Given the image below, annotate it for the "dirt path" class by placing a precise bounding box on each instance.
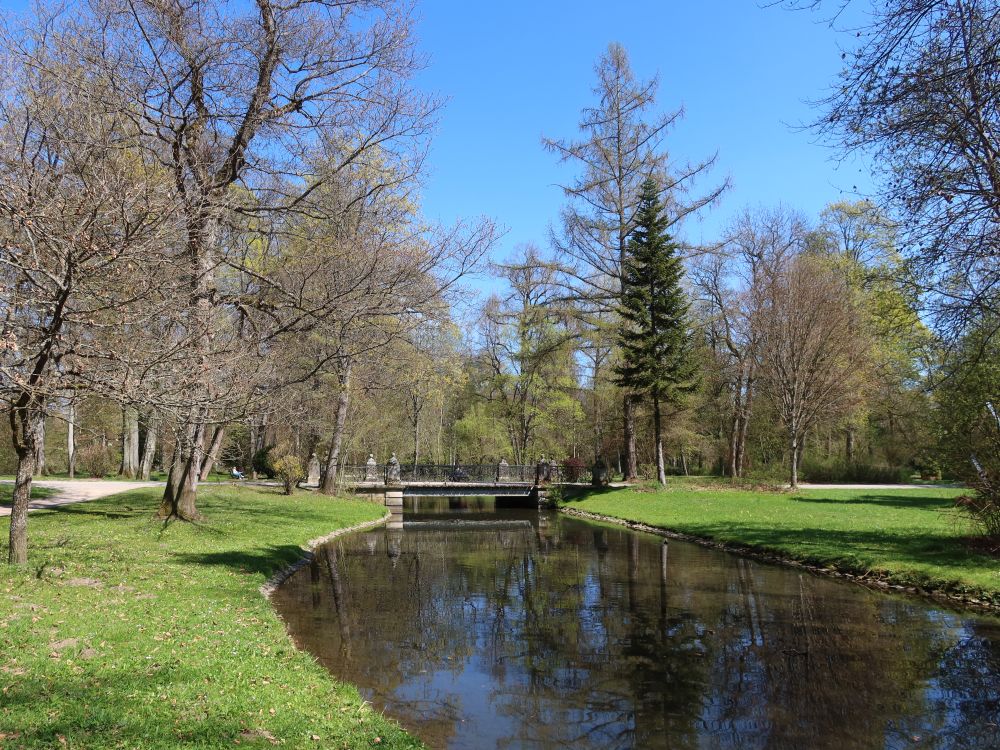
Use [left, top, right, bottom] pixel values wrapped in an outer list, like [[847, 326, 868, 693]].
[[0, 480, 162, 517]]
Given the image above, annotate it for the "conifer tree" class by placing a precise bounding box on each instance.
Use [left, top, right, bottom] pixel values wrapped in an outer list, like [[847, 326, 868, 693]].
[[614, 179, 695, 485]]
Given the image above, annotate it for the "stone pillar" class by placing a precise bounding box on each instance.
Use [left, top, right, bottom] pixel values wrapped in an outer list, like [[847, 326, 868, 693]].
[[384, 488, 403, 509], [364, 453, 378, 482], [386, 453, 401, 484], [496, 458, 510, 482], [307, 453, 320, 485]]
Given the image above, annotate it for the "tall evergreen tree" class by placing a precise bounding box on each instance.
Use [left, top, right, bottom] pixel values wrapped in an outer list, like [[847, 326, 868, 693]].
[[614, 179, 695, 485]]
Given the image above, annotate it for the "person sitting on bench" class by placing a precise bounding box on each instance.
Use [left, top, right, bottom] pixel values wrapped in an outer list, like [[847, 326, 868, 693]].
[[231, 467, 245, 480]]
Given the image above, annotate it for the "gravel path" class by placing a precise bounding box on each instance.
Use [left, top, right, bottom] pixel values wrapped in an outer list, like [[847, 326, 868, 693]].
[[795, 482, 962, 490], [0, 480, 162, 517]]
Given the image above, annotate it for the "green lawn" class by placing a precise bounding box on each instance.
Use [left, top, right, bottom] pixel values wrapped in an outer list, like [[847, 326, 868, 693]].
[[0, 484, 57, 505], [0, 486, 421, 749], [561, 482, 1000, 605]]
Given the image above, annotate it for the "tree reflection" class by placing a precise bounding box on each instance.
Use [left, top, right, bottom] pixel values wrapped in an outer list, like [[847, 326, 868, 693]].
[[272, 500, 1000, 749]]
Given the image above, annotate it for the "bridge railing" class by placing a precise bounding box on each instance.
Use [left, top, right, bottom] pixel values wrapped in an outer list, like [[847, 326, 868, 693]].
[[340, 462, 596, 485]]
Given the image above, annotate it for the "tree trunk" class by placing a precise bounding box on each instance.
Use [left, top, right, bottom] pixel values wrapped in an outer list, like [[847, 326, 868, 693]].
[[846, 426, 856, 462], [32, 416, 46, 477], [623, 393, 639, 481], [174, 421, 206, 519], [321, 361, 352, 495], [67, 403, 76, 479], [652, 394, 666, 486], [736, 375, 755, 477], [8, 406, 43, 564], [160, 417, 205, 520], [139, 415, 159, 481], [199, 426, 225, 481], [680, 447, 689, 477], [789, 431, 800, 489], [727, 413, 740, 478], [120, 407, 140, 478], [411, 417, 419, 475]]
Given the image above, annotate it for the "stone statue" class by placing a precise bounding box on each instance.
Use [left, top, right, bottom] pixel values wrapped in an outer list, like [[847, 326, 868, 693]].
[[497, 458, 510, 482], [364, 453, 378, 482], [591, 459, 609, 487], [386, 452, 401, 483], [535, 455, 553, 485], [307, 453, 320, 485]]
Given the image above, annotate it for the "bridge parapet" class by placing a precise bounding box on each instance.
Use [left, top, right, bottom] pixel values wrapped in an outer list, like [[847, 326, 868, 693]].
[[340, 463, 574, 485]]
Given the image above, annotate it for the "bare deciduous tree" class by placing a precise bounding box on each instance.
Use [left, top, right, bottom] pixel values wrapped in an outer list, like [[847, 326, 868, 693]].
[[759, 254, 871, 488], [0, 19, 178, 562]]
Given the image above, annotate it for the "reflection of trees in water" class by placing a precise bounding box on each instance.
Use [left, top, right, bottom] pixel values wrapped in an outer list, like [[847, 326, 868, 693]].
[[272, 512, 1000, 750]]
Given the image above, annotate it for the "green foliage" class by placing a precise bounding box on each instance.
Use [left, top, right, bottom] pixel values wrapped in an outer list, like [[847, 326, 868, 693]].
[[252, 445, 277, 479], [272, 454, 305, 495], [935, 323, 1000, 537], [613, 178, 696, 403]]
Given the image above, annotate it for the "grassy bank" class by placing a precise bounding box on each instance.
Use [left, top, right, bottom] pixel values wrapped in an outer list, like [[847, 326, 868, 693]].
[[0, 486, 421, 749], [561, 482, 1000, 606]]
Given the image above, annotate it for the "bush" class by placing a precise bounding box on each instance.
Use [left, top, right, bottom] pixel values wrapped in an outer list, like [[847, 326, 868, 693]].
[[561, 456, 587, 482], [272, 454, 305, 495], [799, 459, 909, 484], [252, 445, 276, 479], [77, 443, 116, 478]]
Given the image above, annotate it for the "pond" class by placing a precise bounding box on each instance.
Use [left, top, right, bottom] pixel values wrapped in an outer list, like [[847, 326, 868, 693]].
[[271, 497, 1000, 749]]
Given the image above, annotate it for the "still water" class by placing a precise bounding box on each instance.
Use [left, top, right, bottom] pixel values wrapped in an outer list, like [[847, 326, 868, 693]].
[[271, 497, 1000, 749]]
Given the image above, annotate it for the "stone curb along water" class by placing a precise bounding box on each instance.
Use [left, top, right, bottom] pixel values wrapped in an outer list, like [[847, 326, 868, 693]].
[[559, 506, 1000, 615], [259, 510, 392, 599]]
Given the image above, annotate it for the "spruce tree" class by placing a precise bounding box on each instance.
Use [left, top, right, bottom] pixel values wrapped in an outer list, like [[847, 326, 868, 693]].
[[613, 178, 695, 485]]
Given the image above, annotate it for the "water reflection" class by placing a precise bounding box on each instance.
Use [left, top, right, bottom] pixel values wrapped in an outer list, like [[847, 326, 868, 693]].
[[271, 497, 1000, 749]]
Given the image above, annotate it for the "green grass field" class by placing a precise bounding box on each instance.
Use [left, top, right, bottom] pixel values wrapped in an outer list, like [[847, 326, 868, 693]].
[[561, 481, 1000, 604], [0, 486, 422, 749]]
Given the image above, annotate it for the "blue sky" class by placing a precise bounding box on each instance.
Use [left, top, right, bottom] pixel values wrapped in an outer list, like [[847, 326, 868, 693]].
[[1, 0, 874, 273], [411, 1, 873, 265]]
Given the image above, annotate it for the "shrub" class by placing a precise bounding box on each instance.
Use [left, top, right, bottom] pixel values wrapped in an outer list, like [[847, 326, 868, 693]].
[[77, 443, 116, 478], [252, 445, 276, 479], [271, 454, 305, 495], [561, 456, 587, 482], [799, 459, 909, 484]]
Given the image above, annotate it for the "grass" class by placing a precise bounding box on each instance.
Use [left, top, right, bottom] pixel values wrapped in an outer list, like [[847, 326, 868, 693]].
[[560, 481, 1000, 605], [0, 485, 422, 749], [0, 484, 57, 506]]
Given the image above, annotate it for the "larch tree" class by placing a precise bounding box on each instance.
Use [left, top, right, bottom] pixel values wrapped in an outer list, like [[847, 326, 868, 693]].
[[613, 179, 696, 486], [545, 42, 725, 480]]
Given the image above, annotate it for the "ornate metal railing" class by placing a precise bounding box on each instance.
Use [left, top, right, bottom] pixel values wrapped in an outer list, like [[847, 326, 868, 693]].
[[339, 462, 595, 485]]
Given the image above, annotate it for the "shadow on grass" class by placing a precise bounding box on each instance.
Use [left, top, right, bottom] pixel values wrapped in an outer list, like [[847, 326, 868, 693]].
[[173, 545, 309, 577], [0, 485, 59, 508], [793, 493, 958, 511], [559, 486, 623, 503], [675, 521, 989, 573]]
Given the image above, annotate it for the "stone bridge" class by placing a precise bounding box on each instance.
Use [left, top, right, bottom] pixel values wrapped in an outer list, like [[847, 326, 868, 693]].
[[342, 457, 605, 509]]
